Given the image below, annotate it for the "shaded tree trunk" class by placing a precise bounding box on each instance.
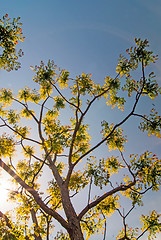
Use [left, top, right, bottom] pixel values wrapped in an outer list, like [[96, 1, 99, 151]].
[[60, 184, 84, 240], [67, 217, 84, 240]]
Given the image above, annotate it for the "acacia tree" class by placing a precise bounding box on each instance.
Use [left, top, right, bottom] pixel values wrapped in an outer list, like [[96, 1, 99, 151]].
[[0, 15, 161, 240]]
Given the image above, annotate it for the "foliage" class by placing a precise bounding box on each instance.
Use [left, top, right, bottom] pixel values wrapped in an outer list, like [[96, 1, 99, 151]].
[[0, 15, 161, 240], [0, 211, 26, 240], [0, 14, 25, 71], [140, 211, 161, 239]]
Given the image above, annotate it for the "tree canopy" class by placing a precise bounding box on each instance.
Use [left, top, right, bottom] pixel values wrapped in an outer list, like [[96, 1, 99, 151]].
[[0, 15, 161, 240]]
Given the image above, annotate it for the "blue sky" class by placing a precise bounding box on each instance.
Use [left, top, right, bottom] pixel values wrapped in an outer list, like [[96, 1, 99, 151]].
[[1, 1, 161, 239]]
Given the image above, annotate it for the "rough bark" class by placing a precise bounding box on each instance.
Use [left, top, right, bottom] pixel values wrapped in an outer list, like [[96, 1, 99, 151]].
[[60, 184, 84, 240], [68, 217, 84, 240]]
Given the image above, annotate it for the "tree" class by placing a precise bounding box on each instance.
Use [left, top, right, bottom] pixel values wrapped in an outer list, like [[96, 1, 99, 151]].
[[0, 14, 24, 71], [0, 15, 161, 240]]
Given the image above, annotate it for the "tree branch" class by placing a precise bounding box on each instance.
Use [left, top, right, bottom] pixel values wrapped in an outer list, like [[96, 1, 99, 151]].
[[0, 210, 12, 229], [0, 117, 41, 145], [36, 98, 64, 187], [119, 151, 135, 180], [87, 176, 93, 205], [132, 113, 153, 123], [136, 224, 160, 240], [13, 97, 39, 124], [38, 97, 49, 144], [100, 209, 107, 240], [78, 181, 136, 220], [66, 74, 120, 183], [21, 140, 49, 166], [0, 159, 69, 230], [0, 210, 30, 240], [73, 67, 146, 168], [49, 80, 83, 114], [30, 208, 42, 240]]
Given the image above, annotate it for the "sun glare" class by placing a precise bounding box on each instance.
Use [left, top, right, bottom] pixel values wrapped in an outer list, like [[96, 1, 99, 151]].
[[0, 175, 13, 211]]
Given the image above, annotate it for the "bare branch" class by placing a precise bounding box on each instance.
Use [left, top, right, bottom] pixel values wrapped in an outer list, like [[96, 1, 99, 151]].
[[87, 176, 93, 205], [9, 156, 17, 172], [13, 97, 39, 124], [78, 180, 135, 220], [34, 98, 64, 186], [75, 80, 81, 124], [119, 151, 135, 180], [30, 208, 42, 240], [49, 80, 83, 114], [136, 224, 161, 240], [38, 97, 49, 144], [0, 117, 42, 145], [69, 190, 79, 198], [132, 113, 154, 124], [130, 185, 153, 195], [21, 140, 49, 166], [100, 209, 107, 240]]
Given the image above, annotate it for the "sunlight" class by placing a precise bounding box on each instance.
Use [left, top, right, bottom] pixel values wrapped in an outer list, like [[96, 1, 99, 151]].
[[0, 175, 13, 211]]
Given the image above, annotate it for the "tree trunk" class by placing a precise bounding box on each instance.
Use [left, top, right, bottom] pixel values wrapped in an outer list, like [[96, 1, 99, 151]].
[[60, 184, 84, 240], [67, 217, 84, 240]]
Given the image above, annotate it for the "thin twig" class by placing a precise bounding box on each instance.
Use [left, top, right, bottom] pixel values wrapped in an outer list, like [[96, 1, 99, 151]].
[[100, 209, 107, 240], [88, 176, 93, 206]]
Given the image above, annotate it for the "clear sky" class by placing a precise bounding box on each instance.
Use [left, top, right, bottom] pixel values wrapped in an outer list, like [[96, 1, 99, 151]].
[[0, 1, 161, 239]]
